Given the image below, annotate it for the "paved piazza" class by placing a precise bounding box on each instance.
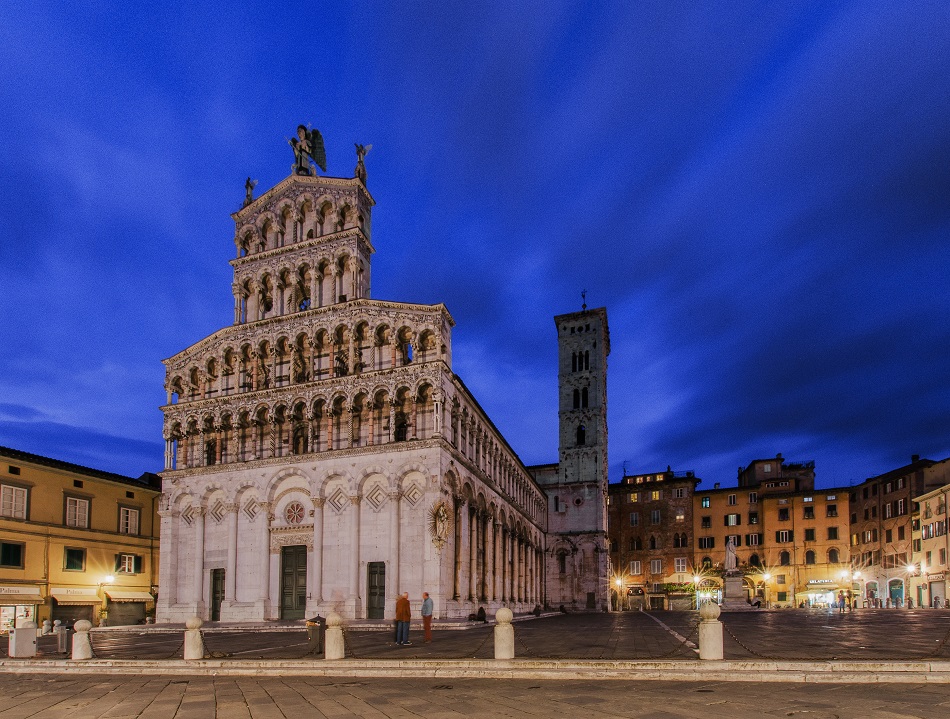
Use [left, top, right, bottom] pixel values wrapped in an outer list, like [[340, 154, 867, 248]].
[[4, 610, 949, 662], [0, 674, 948, 718]]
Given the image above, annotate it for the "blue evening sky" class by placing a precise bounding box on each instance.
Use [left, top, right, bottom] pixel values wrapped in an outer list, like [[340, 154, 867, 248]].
[[1, 1, 949, 489]]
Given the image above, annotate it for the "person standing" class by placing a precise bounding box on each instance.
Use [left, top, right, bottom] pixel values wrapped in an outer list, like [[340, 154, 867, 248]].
[[395, 592, 412, 645], [421, 592, 434, 643]]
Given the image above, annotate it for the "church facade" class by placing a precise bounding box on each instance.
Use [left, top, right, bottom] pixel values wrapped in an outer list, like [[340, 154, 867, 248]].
[[157, 139, 607, 622]]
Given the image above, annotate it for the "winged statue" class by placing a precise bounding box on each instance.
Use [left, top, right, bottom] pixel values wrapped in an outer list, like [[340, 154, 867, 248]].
[[289, 124, 327, 175]]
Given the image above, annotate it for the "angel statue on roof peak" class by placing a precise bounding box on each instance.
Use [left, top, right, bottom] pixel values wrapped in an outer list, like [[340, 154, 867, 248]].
[[289, 124, 327, 176]]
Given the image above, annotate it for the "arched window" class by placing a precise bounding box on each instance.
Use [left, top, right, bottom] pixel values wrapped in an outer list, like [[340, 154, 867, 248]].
[[780, 551, 790, 566], [584, 350, 590, 370], [557, 552, 567, 575], [630, 537, 642, 551], [749, 553, 760, 567], [649, 535, 657, 550], [828, 548, 840, 564], [805, 550, 816, 565], [702, 556, 713, 569], [576, 424, 586, 446], [572, 389, 580, 409], [571, 352, 577, 372], [581, 387, 588, 408]]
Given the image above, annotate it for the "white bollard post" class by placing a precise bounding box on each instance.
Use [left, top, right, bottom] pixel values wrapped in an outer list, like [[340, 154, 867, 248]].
[[71, 620, 93, 660], [8, 620, 38, 658], [324, 612, 345, 660], [494, 607, 514, 660], [183, 616, 205, 660], [41, 619, 52, 636], [698, 602, 724, 660]]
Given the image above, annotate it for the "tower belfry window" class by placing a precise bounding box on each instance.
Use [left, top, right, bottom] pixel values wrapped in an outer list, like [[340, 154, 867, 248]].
[[581, 387, 588, 408], [572, 389, 580, 409], [576, 424, 586, 446]]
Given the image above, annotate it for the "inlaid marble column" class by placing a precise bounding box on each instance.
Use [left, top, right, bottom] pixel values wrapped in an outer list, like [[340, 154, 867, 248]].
[[225, 503, 238, 603], [499, 525, 508, 602], [307, 497, 324, 604], [348, 496, 361, 601], [482, 513, 493, 601], [389, 491, 402, 595], [258, 502, 271, 607], [468, 509, 478, 600], [157, 507, 178, 610], [453, 497, 463, 600], [488, 518, 500, 602], [193, 507, 206, 609]]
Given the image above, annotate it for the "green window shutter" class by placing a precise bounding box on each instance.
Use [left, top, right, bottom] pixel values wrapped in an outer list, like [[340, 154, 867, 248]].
[[114, 553, 121, 571], [134, 555, 143, 573]]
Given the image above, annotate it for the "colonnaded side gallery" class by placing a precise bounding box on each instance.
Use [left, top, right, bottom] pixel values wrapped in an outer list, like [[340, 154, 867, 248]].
[[156, 128, 609, 622]]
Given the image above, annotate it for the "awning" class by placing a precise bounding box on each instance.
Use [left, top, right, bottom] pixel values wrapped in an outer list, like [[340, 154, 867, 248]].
[[50, 593, 101, 606], [0, 593, 44, 605], [105, 590, 154, 603]]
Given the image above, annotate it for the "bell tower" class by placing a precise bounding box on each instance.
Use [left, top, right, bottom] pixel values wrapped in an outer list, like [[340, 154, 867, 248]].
[[533, 305, 610, 610]]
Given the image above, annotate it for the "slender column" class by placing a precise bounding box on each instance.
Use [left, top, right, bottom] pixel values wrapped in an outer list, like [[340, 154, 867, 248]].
[[348, 496, 361, 600], [515, 537, 524, 602], [433, 392, 443, 436], [389, 491, 402, 595], [225, 503, 238, 602], [388, 401, 396, 442], [258, 502, 271, 606], [368, 404, 376, 446], [157, 509, 178, 610], [410, 397, 418, 439], [486, 515, 496, 602], [500, 526, 508, 602], [193, 508, 206, 608], [452, 497, 462, 600], [468, 509, 478, 600], [311, 498, 324, 603]]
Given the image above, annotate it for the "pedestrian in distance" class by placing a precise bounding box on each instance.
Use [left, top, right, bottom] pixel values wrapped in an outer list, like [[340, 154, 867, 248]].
[[421, 591, 434, 643], [395, 591, 412, 645]]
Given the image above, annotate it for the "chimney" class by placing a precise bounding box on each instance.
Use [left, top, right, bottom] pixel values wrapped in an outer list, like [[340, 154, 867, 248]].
[[912, 454, 920, 463], [714, 482, 720, 489]]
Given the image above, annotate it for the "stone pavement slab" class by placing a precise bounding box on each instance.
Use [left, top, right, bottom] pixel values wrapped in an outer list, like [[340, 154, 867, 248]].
[[1, 675, 949, 719]]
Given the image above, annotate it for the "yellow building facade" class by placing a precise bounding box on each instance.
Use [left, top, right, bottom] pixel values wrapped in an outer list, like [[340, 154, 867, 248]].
[[0, 446, 161, 629]]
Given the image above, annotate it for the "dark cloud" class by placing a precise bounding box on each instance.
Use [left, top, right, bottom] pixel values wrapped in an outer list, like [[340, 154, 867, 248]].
[[1, 1, 948, 487]]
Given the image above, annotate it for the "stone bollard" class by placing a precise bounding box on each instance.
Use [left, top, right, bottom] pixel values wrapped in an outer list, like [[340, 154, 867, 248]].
[[183, 616, 205, 660], [494, 607, 514, 660], [71, 620, 93, 660], [42, 619, 52, 636], [324, 612, 345, 660], [698, 601, 724, 660]]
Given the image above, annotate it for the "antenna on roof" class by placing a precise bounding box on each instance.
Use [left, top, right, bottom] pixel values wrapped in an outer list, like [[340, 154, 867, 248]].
[[622, 460, 629, 476], [581, 289, 587, 311]]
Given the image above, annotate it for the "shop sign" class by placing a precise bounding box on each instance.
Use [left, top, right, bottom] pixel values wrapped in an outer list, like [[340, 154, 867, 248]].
[[0, 586, 41, 595], [50, 587, 97, 596], [928, 573, 945, 582], [807, 579, 834, 585]]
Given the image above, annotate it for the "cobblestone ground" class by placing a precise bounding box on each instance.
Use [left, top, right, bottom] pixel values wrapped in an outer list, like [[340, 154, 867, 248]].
[[0, 674, 948, 719], [4, 609, 950, 661]]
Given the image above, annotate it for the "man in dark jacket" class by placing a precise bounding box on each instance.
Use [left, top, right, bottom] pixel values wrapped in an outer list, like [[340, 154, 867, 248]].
[[395, 592, 411, 645]]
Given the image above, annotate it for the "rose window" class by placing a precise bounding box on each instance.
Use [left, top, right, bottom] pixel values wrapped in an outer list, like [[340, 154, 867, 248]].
[[285, 501, 305, 525]]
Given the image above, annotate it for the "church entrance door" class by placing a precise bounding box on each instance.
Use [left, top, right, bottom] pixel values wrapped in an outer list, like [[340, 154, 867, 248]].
[[280, 545, 307, 620], [367, 562, 386, 619], [210, 569, 225, 621]]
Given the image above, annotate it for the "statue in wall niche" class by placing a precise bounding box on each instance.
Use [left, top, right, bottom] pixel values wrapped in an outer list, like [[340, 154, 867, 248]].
[[289, 124, 327, 176]]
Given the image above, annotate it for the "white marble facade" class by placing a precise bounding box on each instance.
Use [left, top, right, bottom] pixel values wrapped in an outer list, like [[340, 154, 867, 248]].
[[157, 159, 546, 622]]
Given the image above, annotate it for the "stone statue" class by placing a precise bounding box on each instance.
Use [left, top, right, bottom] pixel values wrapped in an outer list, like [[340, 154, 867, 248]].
[[243, 177, 257, 207], [289, 124, 327, 176], [354, 143, 371, 184], [724, 536, 737, 571]]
